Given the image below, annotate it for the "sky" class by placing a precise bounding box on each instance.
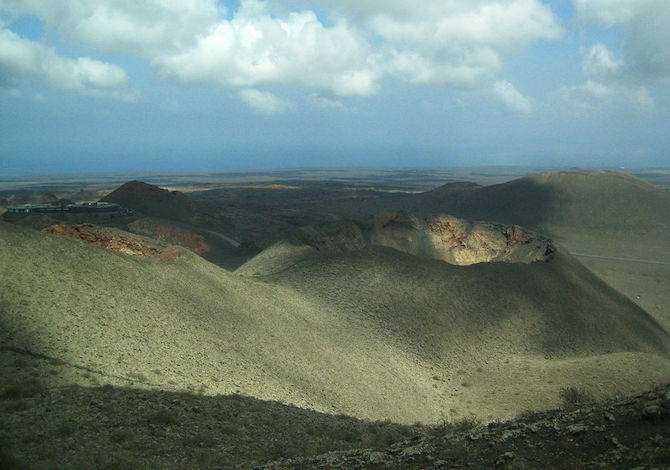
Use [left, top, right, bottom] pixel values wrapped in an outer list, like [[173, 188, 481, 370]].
[[1, 0, 669, 175]]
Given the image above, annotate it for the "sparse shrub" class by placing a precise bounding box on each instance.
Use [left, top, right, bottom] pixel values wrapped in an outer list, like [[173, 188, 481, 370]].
[[219, 423, 242, 435], [1, 379, 43, 400], [516, 409, 545, 421], [47, 357, 67, 366], [13, 358, 28, 369], [559, 386, 595, 409], [507, 458, 533, 470], [266, 441, 297, 460], [3, 400, 29, 412], [109, 429, 132, 444], [328, 426, 358, 443], [70, 451, 140, 470], [144, 409, 178, 426], [361, 421, 408, 449], [127, 372, 149, 383], [428, 415, 480, 438], [55, 422, 77, 437], [0, 446, 22, 469], [182, 433, 218, 448], [653, 449, 670, 465]]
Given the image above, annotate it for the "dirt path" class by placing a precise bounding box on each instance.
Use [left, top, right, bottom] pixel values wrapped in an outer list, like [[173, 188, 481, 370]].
[[571, 253, 670, 266], [204, 230, 240, 247]]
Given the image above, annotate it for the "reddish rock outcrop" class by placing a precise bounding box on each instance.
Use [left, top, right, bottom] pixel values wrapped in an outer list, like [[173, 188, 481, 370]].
[[43, 224, 181, 261]]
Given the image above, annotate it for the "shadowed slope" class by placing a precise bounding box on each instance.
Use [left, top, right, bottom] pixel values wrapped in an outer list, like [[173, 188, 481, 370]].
[[101, 181, 234, 235], [239, 241, 670, 418], [419, 169, 670, 331], [238, 230, 670, 418], [0, 378, 420, 469], [2, 220, 669, 424], [248, 245, 669, 361], [101, 181, 198, 221]]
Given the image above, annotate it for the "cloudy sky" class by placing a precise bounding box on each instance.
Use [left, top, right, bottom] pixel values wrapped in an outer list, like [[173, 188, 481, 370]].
[[1, 0, 669, 174]]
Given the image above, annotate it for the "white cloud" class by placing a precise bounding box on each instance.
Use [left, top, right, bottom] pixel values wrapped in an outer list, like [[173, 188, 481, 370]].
[[582, 43, 623, 79], [0, 0, 222, 55], [1, 0, 565, 98], [385, 47, 502, 86], [563, 80, 653, 109], [573, 0, 652, 26], [238, 88, 294, 114], [566, 1, 670, 110], [44, 56, 127, 90], [0, 28, 41, 85], [630, 87, 654, 107], [573, 0, 670, 81], [310, 0, 563, 87], [0, 28, 130, 96], [363, 0, 562, 50], [309, 94, 346, 110], [492, 80, 533, 113], [153, 1, 377, 96], [579, 80, 616, 99]]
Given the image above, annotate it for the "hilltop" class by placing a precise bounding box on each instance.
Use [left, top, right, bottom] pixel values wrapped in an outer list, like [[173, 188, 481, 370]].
[[425, 170, 670, 259]]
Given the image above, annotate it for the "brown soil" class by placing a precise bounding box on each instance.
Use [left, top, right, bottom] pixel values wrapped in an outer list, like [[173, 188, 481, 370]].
[[43, 224, 181, 261]]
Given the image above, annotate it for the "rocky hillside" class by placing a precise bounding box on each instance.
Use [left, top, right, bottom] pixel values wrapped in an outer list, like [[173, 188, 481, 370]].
[[245, 211, 553, 274], [259, 383, 670, 470], [43, 224, 183, 260], [369, 211, 552, 265]]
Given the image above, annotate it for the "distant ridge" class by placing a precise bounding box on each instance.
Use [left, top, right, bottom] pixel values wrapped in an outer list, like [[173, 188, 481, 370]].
[[436, 170, 670, 228]]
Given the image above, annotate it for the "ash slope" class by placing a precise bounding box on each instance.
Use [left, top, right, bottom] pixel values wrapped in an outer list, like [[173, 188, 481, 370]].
[[1, 221, 669, 424]]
